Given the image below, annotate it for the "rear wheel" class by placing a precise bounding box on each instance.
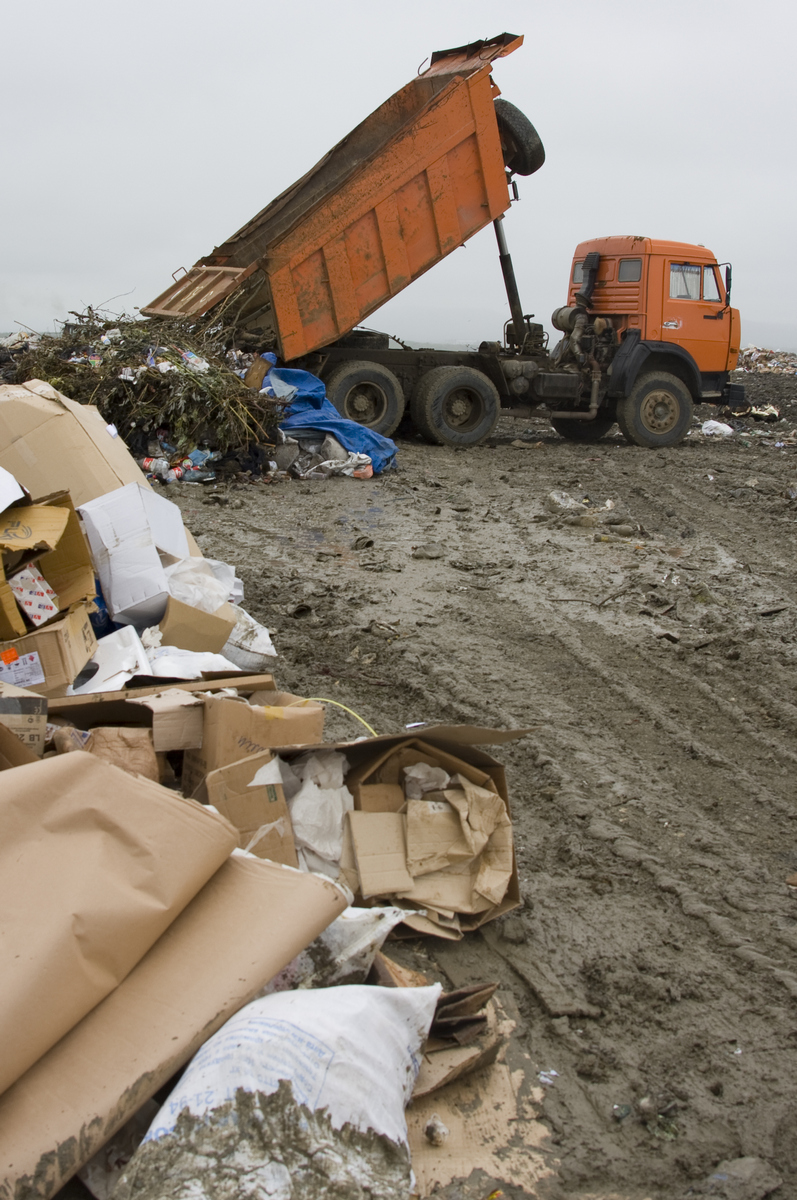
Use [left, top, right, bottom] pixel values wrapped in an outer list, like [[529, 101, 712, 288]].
[[494, 99, 545, 176], [324, 360, 405, 437], [551, 413, 616, 442], [411, 366, 500, 447], [617, 371, 693, 448]]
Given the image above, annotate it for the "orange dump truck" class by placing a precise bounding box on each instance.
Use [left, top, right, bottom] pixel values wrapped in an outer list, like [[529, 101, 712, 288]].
[[143, 33, 743, 449]]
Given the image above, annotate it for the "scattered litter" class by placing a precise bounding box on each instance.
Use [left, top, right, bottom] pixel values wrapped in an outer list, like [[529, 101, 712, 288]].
[[702, 420, 735, 437], [538, 1069, 559, 1085], [424, 1113, 450, 1145]]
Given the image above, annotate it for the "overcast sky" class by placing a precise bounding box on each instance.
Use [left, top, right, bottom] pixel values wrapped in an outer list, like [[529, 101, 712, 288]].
[[3, 0, 795, 351]]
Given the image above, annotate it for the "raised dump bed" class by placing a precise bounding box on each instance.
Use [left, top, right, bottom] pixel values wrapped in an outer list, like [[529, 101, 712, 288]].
[[142, 34, 526, 360]]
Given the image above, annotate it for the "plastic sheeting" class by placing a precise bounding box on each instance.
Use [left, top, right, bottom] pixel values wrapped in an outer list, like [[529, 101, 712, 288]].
[[276, 368, 397, 474]]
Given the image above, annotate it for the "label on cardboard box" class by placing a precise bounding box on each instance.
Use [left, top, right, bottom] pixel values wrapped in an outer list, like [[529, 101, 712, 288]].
[[0, 651, 46, 688], [9, 565, 59, 626]]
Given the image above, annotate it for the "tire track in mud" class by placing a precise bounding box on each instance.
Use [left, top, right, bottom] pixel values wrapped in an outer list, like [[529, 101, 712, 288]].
[[173, 420, 797, 1197]]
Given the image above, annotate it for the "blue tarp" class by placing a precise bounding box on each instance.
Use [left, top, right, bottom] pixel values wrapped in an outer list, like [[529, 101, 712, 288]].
[[274, 368, 397, 474]]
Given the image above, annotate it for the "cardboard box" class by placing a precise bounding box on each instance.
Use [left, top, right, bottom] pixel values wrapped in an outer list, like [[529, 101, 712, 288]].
[[282, 727, 525, 935], [78, 483, 190, 627], [0, 603, 98, 696], [42, 687, 205, 753], [0, 856, 348, 1198], [205, 750, 299, 867], [0, 491, 96, 640], [0, 679, 47, 755], [183, 690, 325, 803], [0, 380, 150, 508], [158, 596, 238, 653]]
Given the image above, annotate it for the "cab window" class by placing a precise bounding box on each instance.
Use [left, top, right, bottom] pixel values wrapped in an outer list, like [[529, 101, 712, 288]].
[[618, 258, 642, 282], [572, 261, 584, 284], [703, 266, 721, 302], [670, 264, 701, 300]]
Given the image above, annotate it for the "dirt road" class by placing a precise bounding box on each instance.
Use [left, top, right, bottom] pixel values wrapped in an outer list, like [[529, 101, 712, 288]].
[[171, 379, 797, 1200]]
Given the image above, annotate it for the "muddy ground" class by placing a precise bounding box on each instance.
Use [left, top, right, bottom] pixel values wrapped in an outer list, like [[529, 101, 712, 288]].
[[167, 372, 797, 1200]]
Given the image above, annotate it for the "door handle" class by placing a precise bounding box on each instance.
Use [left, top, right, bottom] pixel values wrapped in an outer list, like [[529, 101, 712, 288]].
[[703, 312, 724, 320]]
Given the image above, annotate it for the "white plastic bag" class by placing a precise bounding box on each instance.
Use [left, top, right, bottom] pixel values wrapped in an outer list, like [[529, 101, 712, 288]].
[[118, 984, 441, 1200], [702, 419, 734, 437], [163, 558, 230, 614], [146, 646, 241, 679], [221, 606, 277, 668], [403, 762, 450, 799]]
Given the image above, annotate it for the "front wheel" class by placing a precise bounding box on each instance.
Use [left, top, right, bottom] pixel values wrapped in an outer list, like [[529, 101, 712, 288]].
[[616, 371, 693, 448], [551, 413, 616, 442], [324, 360, 405, 437], [411, 366, 500, 447]]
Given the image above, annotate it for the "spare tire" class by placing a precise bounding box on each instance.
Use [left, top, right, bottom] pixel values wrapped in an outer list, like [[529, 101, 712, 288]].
[[324, 360, 405, 437], [494, 98, 545, 176]]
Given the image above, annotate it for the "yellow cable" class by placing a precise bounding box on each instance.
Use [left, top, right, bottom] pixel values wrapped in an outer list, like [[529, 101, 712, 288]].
[[286, 697, 377, 737]]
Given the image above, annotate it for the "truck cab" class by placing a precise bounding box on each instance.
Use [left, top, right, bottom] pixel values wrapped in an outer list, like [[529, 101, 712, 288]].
[[537, 236, 744, 446]]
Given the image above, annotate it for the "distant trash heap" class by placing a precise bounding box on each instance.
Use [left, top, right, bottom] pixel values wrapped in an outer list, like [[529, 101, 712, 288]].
[[738, 345, 797, 375]]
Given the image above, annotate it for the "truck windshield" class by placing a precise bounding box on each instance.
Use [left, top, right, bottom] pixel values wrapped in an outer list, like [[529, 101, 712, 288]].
[[670, 264, 701, 300]]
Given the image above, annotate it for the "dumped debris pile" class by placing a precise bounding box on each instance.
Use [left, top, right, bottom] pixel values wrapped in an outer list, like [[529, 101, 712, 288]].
[[737, 344, 797, 374], [5, 308, 278, 452]]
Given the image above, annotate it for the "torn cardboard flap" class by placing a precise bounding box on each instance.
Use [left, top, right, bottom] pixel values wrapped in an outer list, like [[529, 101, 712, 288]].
[[205, 750, 299, 868], [0, 502, 70, 567], [0, 752, 239, 1099], [0, 856, 348, 1198], [348, 811, 414, 897], [0, 720, 39, 771]]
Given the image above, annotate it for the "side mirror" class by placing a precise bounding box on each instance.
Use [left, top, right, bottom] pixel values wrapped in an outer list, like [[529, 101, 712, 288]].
[[725, 264, 732, 308]]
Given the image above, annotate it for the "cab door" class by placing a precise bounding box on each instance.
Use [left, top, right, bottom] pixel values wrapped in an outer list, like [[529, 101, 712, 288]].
[[660, 260, 730, 373]]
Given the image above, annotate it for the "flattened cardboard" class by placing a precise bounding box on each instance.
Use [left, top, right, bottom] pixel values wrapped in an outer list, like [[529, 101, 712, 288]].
[[0, 380, 151, 509], [158, 596, 237, 653], [0, 679, 47, 755], [348, 810, 414, 897], [183, 690, 325, 803], [0, 603, 98, 696], [353, 782, 405, 812], [205, 750, 299, 867], [0, 720, 39, 770], [0, 752, 238, 1098], [0, 856, 348, 1198]]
